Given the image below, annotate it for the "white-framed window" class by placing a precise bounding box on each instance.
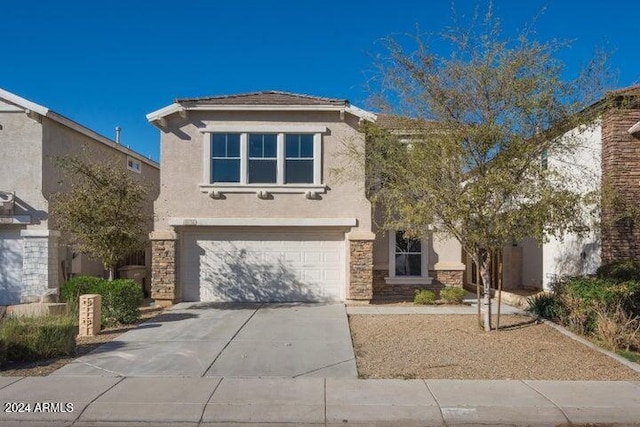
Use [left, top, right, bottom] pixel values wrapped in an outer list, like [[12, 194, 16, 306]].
[[127, 157, 141, 173], [248, 133, 278, 183], [211, 133, 241, 183], [386, 230, 431, 284], [285, 134, 314, 184], [201, 125, 325, 194]]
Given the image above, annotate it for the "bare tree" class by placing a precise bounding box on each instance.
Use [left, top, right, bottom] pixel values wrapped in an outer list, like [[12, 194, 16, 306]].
[[362, 6, 610, 330]]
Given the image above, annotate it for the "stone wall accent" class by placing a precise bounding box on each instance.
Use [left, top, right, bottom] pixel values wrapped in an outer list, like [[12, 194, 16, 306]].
[[348, 239, 373, 301], [151, 231, 178, 306], [372, 269, 442, 301], [20, 230, 60, 303], [431, 269, 464, 288], [601, 104, 640, 263]]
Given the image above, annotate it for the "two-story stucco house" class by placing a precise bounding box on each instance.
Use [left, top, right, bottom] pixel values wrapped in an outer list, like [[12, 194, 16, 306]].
[[0, 88, 160, 306], [147, 91, 465, 305]]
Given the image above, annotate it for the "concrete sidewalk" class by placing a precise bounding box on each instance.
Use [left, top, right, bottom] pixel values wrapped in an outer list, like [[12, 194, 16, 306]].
[[347, 295, 524, 315], [0, 376, 639, 426]]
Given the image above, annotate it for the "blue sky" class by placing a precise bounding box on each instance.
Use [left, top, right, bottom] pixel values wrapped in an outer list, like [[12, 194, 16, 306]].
[[2, 1, 639, 162]]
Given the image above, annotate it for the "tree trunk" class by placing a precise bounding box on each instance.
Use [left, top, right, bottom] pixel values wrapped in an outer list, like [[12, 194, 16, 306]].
[[496, 249, 503, 331], [108, 267, 115, 281], [479, 258, 492, 332]]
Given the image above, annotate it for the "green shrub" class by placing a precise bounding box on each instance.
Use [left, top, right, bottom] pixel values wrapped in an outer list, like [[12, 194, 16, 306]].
[[439, 287, 466, 304], [60, 275, 104, 317], [553, 276, 640, 334], [596, 259, 640, 282], [0, 316, 76, 362], [414, 289, 437, 305], [0, 339, 6, 368], [526, 293, 561, 320], [61, 276, 143, 326], [96, 279, 144, 326]]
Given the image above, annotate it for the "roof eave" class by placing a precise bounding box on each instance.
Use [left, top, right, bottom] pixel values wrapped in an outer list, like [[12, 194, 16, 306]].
[[0, 88, 49, 116], [147, 102, 377, 123]]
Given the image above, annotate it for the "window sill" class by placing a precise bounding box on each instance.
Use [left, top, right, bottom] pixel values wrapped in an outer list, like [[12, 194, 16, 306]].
[[384, 276, 433, 285], [199, 183, 327, 198]]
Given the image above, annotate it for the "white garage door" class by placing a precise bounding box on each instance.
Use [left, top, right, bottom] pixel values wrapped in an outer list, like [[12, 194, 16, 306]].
[[181, 230, 346, 302], [0, 229, 24, 306]]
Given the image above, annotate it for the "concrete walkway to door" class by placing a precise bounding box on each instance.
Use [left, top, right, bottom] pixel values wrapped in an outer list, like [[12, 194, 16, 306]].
[[53, 303, 357, 378]]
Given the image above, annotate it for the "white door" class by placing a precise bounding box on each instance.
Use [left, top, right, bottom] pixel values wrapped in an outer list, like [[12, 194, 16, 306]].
[[0, 229, 24, 306], [181, 230, 346, 302]]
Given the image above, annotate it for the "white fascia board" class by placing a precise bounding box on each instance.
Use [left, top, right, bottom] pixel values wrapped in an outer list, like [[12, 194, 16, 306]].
[[47, 112, 159, 169], [187, 104, 344, 112], [346, 105, 377, 122], [0, 88, 49, 116], [146, 103, 183, 122], [146, 103, 377, 122], [199, 124, 328, 133], [169, 217, 357, 227], [629, 120, 640, 135]]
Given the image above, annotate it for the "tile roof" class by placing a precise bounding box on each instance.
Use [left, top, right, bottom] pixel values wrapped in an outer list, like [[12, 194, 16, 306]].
[[609, 83, 640, 97], [176, 90, 349, 106]]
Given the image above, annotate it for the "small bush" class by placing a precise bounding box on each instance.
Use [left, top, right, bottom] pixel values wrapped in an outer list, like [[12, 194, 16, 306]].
[[61, 276, 143, 326], [593, 302, 640, 351], [439, 287, 466, 304], [0, 339, 6, 367], [552, 276, 640, 334], [414, 289, 437, 305], [596, 259, 640, 282], [60, 275, 104, 317], [0, 316, 76, 362], [526, 293, 561, 320], [97, 279, 144, 326]]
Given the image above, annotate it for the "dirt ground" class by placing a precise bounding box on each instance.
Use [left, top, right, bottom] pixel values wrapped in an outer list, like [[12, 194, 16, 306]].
[[349, 314, 640, 380], [0, 309, 163, 377]]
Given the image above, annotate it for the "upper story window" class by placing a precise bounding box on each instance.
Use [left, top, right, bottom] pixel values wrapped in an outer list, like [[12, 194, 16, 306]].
[[205, 128, 323, 191], [248, 133, 277, 183], [127, 157, 141, 173], [211, 133, 241, 182], [285, 134, 314, 184]]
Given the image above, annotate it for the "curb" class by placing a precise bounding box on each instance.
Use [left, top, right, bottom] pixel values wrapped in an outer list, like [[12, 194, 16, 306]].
[[540, 318, 640, 374]]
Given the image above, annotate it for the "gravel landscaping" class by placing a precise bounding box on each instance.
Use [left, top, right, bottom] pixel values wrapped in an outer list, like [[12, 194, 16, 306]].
[[349, 314, 640, 380]]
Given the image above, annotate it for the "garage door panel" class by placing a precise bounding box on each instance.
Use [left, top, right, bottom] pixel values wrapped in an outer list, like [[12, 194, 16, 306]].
[[182, 231, 345, 303], [0, 230, 24, 306]]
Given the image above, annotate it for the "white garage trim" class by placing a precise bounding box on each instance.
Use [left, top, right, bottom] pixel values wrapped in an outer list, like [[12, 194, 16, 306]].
[[180, 229, 347, 303], [169, 217, 357, 227]]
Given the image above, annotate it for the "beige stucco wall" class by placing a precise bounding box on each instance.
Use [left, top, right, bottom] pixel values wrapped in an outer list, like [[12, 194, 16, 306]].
[[0, 108, 48, 229], [41, 117, 160, 281], [42, 116, 160, 232], [154, 110, 371, 232]]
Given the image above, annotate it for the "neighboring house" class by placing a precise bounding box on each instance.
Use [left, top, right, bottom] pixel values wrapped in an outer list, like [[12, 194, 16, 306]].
[[146, 91, 465, 305], [0, 88, 160, 305], [467, 85, 640, 292]]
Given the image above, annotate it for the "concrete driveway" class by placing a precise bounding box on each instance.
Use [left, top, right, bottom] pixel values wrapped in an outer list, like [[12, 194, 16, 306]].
[[53, 302, 357, 378]]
